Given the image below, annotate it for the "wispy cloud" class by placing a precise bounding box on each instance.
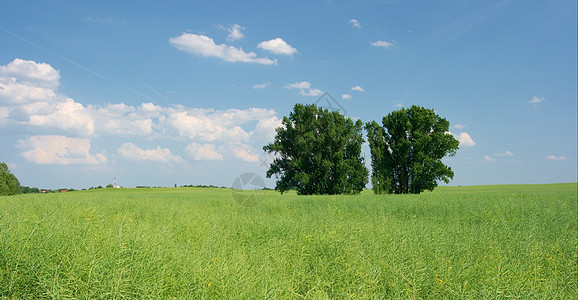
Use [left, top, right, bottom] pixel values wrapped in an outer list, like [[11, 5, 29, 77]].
[[484, 155, 496, 162], [342, 94, 352, 100], [495, 150, 514, 157], [170, 33, 277, 65], [371, 40, 395, 48], [529, 96, 545, 106], [546, 155, 566, 161], [85, 17, 125, 26], [219, 24, 245, 41], [350, 19, 361, 29], [284, 81, 322, 97], [252, 82, 270, 89], [351, 86, 365, 92]]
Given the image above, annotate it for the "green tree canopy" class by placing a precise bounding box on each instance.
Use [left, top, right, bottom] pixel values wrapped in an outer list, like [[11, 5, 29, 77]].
[[0, 162, 22, 196], [264, 103, 368, 195], [365, 105, 459, 194]]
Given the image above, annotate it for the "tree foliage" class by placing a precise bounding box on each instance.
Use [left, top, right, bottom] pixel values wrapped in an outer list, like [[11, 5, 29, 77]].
[[264, 103, 368, 195], [365, 105, 459, 194], [0, 162, 21, 196]]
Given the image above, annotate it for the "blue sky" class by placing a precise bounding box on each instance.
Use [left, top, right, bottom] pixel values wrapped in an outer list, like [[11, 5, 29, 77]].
[[1, 0, 576, 189]]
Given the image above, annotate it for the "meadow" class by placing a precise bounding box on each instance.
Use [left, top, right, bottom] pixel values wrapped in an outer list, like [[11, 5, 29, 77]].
[[0, 183, 576, 299]]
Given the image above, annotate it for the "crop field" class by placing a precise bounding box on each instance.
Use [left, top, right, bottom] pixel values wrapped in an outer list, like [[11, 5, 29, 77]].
[[0, 183, 576, 298]]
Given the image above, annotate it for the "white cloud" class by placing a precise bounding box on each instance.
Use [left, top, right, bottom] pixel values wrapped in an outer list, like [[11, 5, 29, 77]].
[[164, 110, 246, 141], [90, 102, 154, 136], [18, 135, 107, 165], [484, 155, 496, 162], [0, 80, 57, 105], [0, 59, 94, 135], [0, 58, 60, 89], [452, 123, 466, 130], [1, 59, 286, 166], [223, 24, 245, 41], [451, 132, 475, 147], [29, 98, 95, 135], [233, 144, 260, 162], [0, 59, 60, 106], [118, 143, 182, 163], [0, 59, 281, 141], [252, 116, 282, 142], [253, 82, 270, 89], [342, 94, 352, 100], [351, 86, 365, 92], [284, 81, 323, 97], [350, 19, 361, 28], [257, 38, 297, 56], [529, 96, 545, 105], [169, 33, 277, 65], [546, 155, 566, 161], [495, 150, 514, 157], [185, 143, 223, 161], [371, 40, 395, 48]]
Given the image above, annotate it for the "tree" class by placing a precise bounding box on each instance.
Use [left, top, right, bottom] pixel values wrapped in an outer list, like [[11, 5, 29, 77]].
[[0, 162, 21, 196], [365, 105, 459, 194], [264, 103, 368, 195]]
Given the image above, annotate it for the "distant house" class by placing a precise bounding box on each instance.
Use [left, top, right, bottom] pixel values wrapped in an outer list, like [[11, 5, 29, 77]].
[[60, 190, 67, 193]]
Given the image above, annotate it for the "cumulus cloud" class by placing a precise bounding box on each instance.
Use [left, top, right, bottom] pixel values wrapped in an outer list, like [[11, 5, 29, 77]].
[[546, 155, 566, 161], [342, 94, 352, 100], [350, 19, 361, 28], [185, 143, 223, 161], [284, 81, 323, 97], [351, 86, 365, 92], [233, 144, 260, 162], [0, 59, 95, 135], [118, 143, 182, 163], [252, 116, 282, 142], [169, 33, 277, 65], [0, 59, 59, 106], [90, 102, 155, 136], [451, 132, 475, 147], [257, 38, 297, 56], [253, 82, 270, 89], [371, 40, 395, 48], [29, 98, 95, 135], [18, 135, 107, 165], [1, 59, 283, 164], [0, 58, 60, 89], [0, 80, 57, 105]]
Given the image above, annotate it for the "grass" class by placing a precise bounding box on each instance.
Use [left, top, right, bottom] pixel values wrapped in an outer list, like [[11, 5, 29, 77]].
[[0, 183, 576, 298]]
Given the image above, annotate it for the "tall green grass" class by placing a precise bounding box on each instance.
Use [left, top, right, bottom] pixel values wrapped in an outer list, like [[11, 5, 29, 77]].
[[0, 184, 576, 298]]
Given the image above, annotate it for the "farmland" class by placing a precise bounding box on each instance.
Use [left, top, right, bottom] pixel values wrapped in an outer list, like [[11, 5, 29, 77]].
[[0, 183, 576, 298]]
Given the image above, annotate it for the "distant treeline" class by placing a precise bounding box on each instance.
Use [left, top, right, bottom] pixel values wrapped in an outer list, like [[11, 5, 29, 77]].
[[179, 184, 231, 189], [20, 184, 234, 193], [21, 186, 78, 194]]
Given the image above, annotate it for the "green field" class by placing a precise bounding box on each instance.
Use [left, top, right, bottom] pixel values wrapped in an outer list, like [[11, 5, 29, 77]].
[[1, 183, 576, 299]]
